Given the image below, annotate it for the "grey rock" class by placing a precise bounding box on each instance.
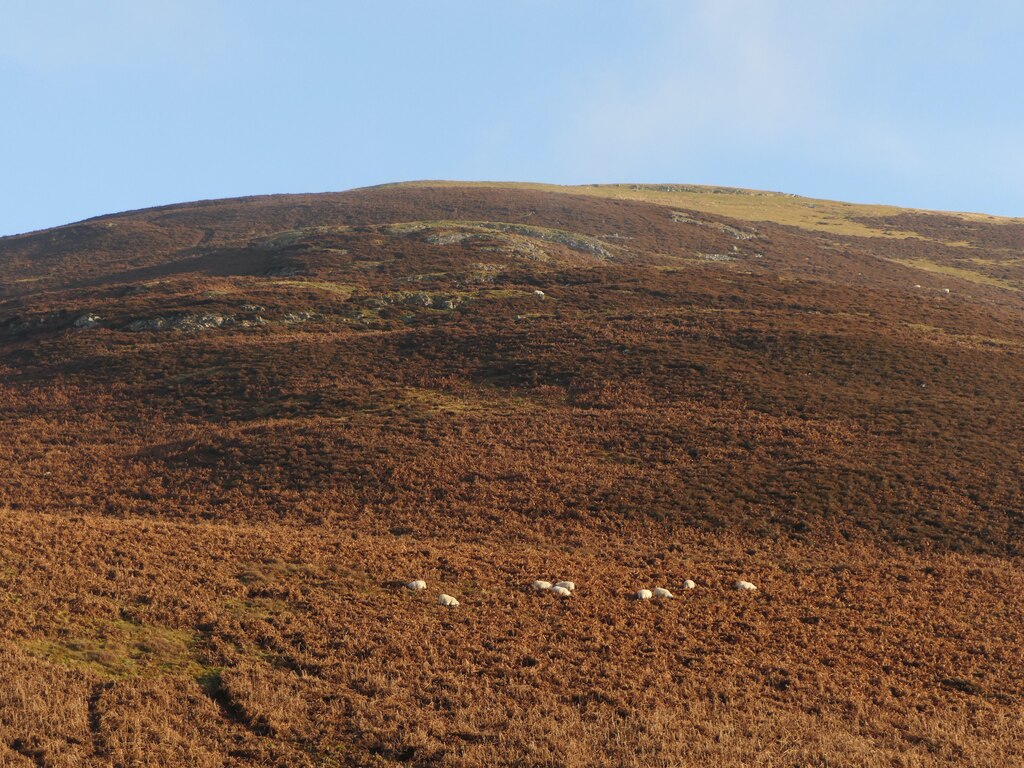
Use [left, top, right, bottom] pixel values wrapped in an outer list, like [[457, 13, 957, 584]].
[[126, 313, 235, 332], [73, 314, 102, 329], [282, 311, 316, 324], [403, 292, 433, 307], [424, 231, 473, 245]]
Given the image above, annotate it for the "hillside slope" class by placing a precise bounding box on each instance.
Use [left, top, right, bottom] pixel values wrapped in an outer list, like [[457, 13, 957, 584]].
[[2, 183, 1023, 552], [0, 183, 1022, 766]]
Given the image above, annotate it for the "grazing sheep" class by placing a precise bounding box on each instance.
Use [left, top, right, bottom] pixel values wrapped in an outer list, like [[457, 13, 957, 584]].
[[653, 587, 674, 599], [550, 585, 572, 597], [735, 581, 758, 591], [406, 579, 427, 591], [533, 289, 546, 297], [438, 594, 460, 607], [682, 579, 696, 590], [532, 580, 553, 591], [636, 589, 653, 600], [554, 581, 575, 591]]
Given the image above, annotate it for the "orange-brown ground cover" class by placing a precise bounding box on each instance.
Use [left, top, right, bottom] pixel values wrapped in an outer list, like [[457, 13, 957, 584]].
[[0, 184, 1022, 765], [0, 511, 1021, 766]]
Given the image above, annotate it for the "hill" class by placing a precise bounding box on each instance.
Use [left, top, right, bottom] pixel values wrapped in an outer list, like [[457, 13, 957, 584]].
[[0, 183, 1021, 766]]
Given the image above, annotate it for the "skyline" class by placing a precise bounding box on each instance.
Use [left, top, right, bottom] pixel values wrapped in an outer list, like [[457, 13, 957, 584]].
[[2, 1, 1023, 236]]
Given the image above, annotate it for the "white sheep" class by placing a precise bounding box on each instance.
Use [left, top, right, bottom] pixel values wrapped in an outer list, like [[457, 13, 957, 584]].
[[550, 585, 572, 597], [653, 587, 674, 599], [533, 289, 546, 297], [635, 589, 653, 600], [734, 581, 758, 591], [532, 580, 553, 591], [554, 581, 575, 591], [438, 594, 460, 607], [406, 579, 427, 591], [682, 579, 696, 590]]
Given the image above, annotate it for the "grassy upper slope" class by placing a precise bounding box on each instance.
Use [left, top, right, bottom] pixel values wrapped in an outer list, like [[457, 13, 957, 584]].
[[390, 180, 1023, 237]]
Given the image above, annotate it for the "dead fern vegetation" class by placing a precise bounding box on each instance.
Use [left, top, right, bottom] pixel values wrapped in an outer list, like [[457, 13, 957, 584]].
[[0, 184, 1022, 766]]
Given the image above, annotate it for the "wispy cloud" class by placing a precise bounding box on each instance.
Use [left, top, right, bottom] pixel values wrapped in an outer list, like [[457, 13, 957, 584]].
[[552, 1, 981, 189], [556, 0, 823, 177]]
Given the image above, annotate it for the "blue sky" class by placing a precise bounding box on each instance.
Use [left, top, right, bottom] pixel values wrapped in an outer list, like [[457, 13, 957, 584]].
[[2, 1, 1022, 236]]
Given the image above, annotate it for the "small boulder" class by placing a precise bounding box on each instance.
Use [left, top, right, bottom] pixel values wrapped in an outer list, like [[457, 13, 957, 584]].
[[73, 314, 102, 329]]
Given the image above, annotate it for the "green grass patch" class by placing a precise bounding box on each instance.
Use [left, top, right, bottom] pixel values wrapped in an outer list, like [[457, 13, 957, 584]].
[[886, 258, 1020, 291], [24, 620, 204, 680], [400, 387, 489, 415], [222, 596, 293, 621], [389, 181, 1019, 239], [902, 322, 1022, 349]]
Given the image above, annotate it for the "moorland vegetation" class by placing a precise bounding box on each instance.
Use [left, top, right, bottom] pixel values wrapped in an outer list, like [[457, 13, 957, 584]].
[[0, 183, 1021, 765]]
